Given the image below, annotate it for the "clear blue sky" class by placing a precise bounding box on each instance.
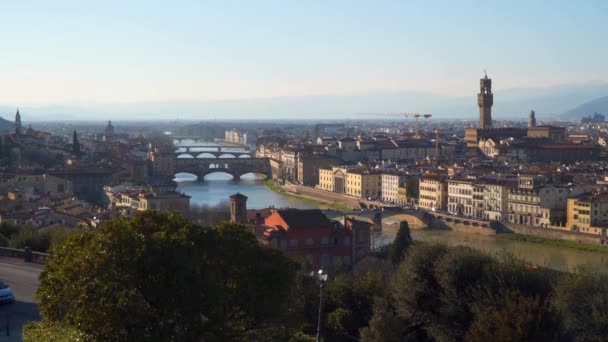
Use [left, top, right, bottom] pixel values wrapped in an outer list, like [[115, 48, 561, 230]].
[[1, 0, 607, 105]]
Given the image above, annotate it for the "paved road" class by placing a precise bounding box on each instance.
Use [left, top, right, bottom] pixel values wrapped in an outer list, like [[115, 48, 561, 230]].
[[0, 258, 42, 341]]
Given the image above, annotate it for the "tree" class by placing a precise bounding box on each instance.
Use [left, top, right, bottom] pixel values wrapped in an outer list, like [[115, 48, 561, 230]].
[[72, 130, 81, 157], [388, 221, 413, 264], [29, 211, 299, 341], [551, 268, 608, 341], [322, 272, 386, 341], [466, 290, 563, 342]]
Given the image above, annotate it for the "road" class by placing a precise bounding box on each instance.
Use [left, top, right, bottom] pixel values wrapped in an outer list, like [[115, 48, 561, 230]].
[[0, 258, 42, 341]]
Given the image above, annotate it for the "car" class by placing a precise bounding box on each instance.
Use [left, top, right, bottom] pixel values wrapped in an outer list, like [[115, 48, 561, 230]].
[[0, 281, 15, 304]]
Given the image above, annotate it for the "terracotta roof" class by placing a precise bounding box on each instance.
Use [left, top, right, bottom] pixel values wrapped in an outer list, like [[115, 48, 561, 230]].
[[274, 209, 332, 229]]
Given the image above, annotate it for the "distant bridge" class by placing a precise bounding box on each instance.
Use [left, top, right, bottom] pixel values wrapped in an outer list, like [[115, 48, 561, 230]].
[[174, 157, 272, 181], [175, 144, 253, 159], [176, 150, 252, 159]]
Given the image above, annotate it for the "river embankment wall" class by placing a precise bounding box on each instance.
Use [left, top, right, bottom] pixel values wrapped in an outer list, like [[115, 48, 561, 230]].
[[283, 183, 361, 209]]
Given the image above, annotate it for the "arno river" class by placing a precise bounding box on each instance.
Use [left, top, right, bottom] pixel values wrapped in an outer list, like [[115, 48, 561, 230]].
[[174, 141, 608, 272]]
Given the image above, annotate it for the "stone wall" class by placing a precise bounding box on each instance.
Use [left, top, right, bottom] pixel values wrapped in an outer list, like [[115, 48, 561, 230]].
[[0, 247, 49, 264], [285, 184, 361, 209], [500, 223, 604, 245], [426, 215, 497, 236]]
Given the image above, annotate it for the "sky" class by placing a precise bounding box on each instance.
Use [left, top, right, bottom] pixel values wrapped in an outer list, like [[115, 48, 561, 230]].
[[1, 0, 607, 107]]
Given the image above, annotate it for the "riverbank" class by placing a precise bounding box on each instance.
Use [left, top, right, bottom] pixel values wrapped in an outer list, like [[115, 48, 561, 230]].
[[264, 180, 347, 210], [497, 233, 608, 254]]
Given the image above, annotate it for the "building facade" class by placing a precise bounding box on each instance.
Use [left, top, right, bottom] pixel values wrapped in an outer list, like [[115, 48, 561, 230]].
[[419, 176, 447, 211]]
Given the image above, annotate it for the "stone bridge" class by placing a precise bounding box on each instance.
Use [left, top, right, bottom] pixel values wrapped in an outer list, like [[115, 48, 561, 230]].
[[175, 157, 272, 181], [176, 150, 252, 158], [175, 146, 252, 159], [322, 208, 428, 229]]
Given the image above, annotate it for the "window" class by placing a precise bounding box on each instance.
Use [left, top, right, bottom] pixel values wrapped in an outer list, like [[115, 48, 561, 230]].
[[290, 239, 298, 248], [322, 254, 330, 267], [344, 256, 351, 265], [344, 236, 351, 246], [280, 240, 288, 249], [321, 237, 329, 245], [305, 238, 314, 247], [358, 230, 365, 242]]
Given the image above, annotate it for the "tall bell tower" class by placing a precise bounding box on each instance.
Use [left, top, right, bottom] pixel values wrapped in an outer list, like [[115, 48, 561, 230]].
[[478, 71, 493, 129]]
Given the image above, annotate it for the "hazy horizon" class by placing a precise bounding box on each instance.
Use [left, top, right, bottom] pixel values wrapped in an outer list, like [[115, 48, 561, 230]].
[[2, 1, 607, 119]]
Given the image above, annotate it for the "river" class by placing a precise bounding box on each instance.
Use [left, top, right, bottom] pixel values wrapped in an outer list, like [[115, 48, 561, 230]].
[[174, 141, 608, 272]]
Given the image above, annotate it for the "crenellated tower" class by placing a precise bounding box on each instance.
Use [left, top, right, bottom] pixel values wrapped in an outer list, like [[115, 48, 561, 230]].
[[478, 71, 493, 129]]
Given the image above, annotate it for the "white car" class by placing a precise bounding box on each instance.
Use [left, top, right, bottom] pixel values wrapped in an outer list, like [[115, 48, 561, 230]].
[[0, 281, 15, 304]]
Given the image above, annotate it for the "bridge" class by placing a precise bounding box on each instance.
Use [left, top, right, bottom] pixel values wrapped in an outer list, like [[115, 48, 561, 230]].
[[176, 147, 252, 159], [174, 157, 272, 181]]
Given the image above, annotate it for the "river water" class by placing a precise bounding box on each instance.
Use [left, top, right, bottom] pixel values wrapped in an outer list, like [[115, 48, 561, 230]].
[[174, 141, 608, 272]]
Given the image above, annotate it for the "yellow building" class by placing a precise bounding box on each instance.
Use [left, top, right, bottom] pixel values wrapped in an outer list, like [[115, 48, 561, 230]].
[[418, 176, 447, 211], [318, 168, 334, 191], [397, 185, 408, 206], [346, 170, 381, 199], [566, 191, 608, 236]]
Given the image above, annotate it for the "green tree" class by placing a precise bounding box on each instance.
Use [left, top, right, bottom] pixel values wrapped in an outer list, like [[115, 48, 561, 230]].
[[388, 221, 413, 264], [466, 290, 563, 342], [405, 177, 419, 199], [29, 211, 298, 341], [552, 268, 608, 341], [8, 226, 52, 252], [323, 272, 386, 341]]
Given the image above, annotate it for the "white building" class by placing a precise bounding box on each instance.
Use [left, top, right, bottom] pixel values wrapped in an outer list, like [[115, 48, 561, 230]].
[[447, 178, 475, 216], [381, 172, 408, 203]]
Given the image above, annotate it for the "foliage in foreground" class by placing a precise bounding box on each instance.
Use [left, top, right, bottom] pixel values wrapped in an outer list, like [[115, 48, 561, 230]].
[[28, 211, 299, 341], [24, 212, 608, 341]]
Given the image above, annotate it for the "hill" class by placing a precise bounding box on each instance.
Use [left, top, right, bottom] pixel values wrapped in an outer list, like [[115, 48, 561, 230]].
[[0, 116, 13, 133], [562, 96, 608, 119], [2, 81, 608, 121]]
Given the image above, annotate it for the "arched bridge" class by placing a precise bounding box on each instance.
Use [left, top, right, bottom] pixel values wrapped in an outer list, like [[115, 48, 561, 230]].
[[175, 157, 272, 181], [175, 146, 252, 159]]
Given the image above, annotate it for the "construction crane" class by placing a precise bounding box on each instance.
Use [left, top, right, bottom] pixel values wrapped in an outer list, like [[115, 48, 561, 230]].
[[359, 112, 432, 138], [402, 113, 432, 138]]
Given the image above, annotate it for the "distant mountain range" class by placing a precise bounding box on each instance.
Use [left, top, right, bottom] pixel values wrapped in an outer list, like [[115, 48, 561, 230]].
[[0, 117, 13, 133], [563, 96, 608, 119], [1, 81, 607, 122]]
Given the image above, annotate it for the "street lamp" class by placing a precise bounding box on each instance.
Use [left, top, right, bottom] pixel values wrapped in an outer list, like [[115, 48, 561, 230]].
[[313, 268, 328, 342]]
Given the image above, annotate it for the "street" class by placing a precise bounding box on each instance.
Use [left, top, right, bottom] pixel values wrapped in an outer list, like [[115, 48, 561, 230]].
[[0, 258, 42, 341]]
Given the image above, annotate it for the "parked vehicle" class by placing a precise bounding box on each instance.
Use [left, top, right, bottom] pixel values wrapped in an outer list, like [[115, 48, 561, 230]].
[[0, 281, 14, 304]]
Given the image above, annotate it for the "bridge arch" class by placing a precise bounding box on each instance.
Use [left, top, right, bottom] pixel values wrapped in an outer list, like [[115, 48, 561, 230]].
[[200, 170, 238, 181], [177, 154, 195, 159], [239, 172, 269, 180], [238, 154, 251, 158], [174, 172, 198, 181], [196, 152, 217, 158], [219, 153, 237, 158]]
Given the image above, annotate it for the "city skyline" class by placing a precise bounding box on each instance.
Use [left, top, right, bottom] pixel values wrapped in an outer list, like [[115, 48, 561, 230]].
[[1, 1, 607, 115]]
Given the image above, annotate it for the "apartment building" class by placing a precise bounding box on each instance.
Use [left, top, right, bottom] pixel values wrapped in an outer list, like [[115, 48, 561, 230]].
[[480, 179, 515, 221], [566, 190, 608, 236], [418, 176, 447, 211], [447, 178, 475, 216], [347, 170, 381, 199], [507, 175, 568, 227], [381, 172, 408, 203]]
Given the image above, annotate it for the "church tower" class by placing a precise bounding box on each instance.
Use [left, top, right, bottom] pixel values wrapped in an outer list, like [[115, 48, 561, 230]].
[[528, 110, 537, 128], [14, 109, 22, 135], [230, 193, 248, 224], [478, 71, 493, 129]]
